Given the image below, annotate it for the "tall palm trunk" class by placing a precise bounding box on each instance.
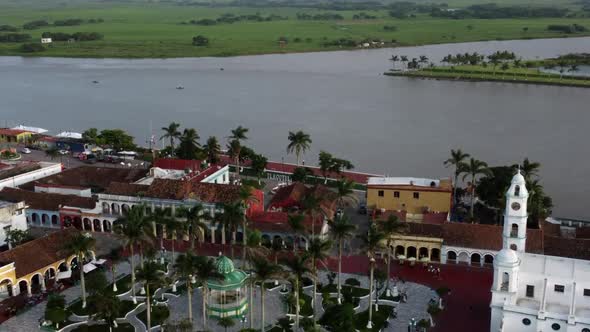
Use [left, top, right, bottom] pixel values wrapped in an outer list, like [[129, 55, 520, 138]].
[[171, 235, 176, 262], [190, 232, 195, 250], [367, 261, 375, 329], [79, 253, 87, 308], [202, 287, 208, 330], [112, 265, 118, 292], [311, 258, 317, 326], [469, 176, 476, 219], [337, 239, 343, 304], [385, 242, 392, 292], [249, 282, 254, 329], [242, 219, 247, 269], [139, 243, 144, 269], [146, 284, 151, 331], [452, 172, 459, 206], [130, 245, 137, 304], [294, 278, 300, 331], [260, 286, 266, 332], [187, 281, 193, 321], [231, 232, 236, 259]]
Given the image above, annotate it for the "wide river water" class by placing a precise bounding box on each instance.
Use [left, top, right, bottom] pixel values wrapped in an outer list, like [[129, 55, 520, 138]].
[[1, 37, 589, 219]]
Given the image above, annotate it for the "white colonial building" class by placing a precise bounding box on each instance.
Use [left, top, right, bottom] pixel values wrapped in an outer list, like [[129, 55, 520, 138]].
[[490, 171, 590, 332], [0, 200, 27, 248]]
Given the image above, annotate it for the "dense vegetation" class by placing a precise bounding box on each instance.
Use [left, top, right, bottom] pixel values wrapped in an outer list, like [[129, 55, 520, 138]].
[[432, 4, 570, 19], [41, 31, 104, 41], [0, 0, 589, 58], [0, 32, 30, 42]]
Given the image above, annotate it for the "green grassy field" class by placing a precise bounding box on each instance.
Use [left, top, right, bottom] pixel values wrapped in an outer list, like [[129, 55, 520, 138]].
[[386, 64, 590, 88], [0, 1, 589, 58]]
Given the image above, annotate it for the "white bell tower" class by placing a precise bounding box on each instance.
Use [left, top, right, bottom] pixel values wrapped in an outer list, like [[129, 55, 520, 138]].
[[502, 170, 529, 253]]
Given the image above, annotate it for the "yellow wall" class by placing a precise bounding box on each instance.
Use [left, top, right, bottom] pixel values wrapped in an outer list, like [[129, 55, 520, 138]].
[[367, 187, 451, 214], [0, 132, 32, 143], [0, 263, 16, 284]]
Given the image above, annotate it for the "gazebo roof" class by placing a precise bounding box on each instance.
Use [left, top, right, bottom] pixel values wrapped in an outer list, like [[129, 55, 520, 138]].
[[208, 256, 247, 290]]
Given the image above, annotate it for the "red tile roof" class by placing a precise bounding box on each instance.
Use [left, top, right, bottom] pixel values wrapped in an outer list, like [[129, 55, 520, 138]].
[[104, 182, 150, 196], [0, 187, 96, 211], [543, 235, 590, 260], [144, 178, 241, 203], [268, 183, 338, 218], [32, 166, 146, 192], [0, 129, 29, 136], [250, 211, 323, 234], [153, 158, 203, 171], [0, 228, 80, 278]]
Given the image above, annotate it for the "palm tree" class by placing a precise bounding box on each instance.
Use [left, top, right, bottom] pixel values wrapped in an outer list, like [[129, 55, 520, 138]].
[[243, 230, 269, 329], [251, 258, 283, 332], [328, 216, 356, 304], [114, 206, 153, 304], [164, 217, 182, 262], [61, 232, 96, 308], [443, 149, 470, 205], [160, 122, 181, 150], [215, 201, 244, 258], [228, 125, 249, 178], [136, 261, 166, 331], [360, 225, 385, 329], [194, 256, 223, 331], [203, 136, 221, 164], [148, 207, 172, 250], [45, 147, 59, 160], [460, 158, 491, 220], [282, 255, 311, 331], [106, 247, 123, 293], [183, 204, 207, 251], [287, 214, 305, 252], [377, 215, 406, 293], [514, 158, 540, 182], [174, 251, 199, 322], [217, 317, 235, 332], [238, 185, 258, 268], [287, 130, 312, 166], [91, 292, 121, 332], [308, 238, 332, 326], [178, 128, 201, 160], [301, 191, 324, 238], [335, 178, 358, 209]]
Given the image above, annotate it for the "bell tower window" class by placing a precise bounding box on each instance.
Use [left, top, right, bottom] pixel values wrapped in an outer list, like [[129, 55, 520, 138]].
[[514, 185, 520, 197]]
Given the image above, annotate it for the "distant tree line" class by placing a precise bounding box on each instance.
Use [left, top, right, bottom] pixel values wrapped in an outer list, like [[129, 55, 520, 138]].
[[0, 25, 18, 32], [547, 24, 587, 33], [41, 31, 104, 41], [23, 18, 103, 30], [222, 0, 385, 10], [296, 12, 343, 20], [21, 43, 45, 52], [431, 4, 569, 19], [352, 12, 377, 19], [183, 13, 286, 25], [0, 33, 31, 42]]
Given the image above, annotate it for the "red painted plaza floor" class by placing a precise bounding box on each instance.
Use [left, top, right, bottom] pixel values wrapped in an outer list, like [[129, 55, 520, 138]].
[[141, 240, 493, 332]]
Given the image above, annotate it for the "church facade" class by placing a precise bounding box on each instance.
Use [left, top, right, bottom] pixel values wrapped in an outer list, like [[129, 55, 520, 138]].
[[490, 172, 590, 332]]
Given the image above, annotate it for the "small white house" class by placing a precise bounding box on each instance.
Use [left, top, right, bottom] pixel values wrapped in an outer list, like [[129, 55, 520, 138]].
[[40, 38, 52, 44]]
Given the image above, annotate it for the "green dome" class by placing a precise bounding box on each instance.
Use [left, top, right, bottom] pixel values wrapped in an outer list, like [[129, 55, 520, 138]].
[[216, 256, 235, 274]]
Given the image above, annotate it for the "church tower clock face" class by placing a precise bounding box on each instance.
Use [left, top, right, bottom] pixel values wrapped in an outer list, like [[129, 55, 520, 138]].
[[511, 202, 521, 211]]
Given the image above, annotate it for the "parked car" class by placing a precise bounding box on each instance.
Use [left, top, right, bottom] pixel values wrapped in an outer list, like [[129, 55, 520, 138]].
[[358, 203, 367, 215], [270, 182, 288, 195], [58, 150, 68, 155], [20, 148, 31, 154], [336, 208, 344, 219]]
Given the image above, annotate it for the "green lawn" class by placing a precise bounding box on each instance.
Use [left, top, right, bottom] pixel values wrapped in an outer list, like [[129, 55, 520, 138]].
[[68, 300, 91, 316], [320, 284, 370, 297], [387, 64, 590, 88], [70, 323, 135, 332], [353, 305, 394, 332], [137, 305, 170, 328], [0, 1, 589, 58]]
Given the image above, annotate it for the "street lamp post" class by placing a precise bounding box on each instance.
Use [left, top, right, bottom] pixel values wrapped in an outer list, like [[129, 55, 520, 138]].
[[367, 256, 376, 329]]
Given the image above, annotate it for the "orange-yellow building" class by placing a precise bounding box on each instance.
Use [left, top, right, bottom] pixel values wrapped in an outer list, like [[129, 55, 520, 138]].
[[367, 177, 452, 221], [0, 129, 33, 144]]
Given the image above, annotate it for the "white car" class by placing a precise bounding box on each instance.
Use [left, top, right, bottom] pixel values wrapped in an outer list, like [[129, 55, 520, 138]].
[[21, 148, 31, 154], [58, 150, 69, 155], [270, 182, 288, 194]]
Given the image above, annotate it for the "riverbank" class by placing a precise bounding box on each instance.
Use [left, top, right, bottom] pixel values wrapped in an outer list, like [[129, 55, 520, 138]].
[[1, 1, 590, 58], [385, 65, 590, 88]]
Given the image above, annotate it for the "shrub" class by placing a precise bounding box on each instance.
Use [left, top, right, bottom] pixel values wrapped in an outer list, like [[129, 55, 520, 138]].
[[192, 35, 209, 46], [21, 43, 45, 52], [436, 286, 450, 297], [54, 19, 84, 26], [0, 33, 31, 43], [319, 303, 355, 332], [344, 278, 360, 287], [0, 25, 18, 32], [23, 20, 49, 30], [547, 24, 587, 33], [383, 25, 397, 31]]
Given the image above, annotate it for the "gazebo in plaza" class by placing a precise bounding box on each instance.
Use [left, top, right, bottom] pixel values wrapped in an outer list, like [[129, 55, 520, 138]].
[[206, 255, 248, 318]]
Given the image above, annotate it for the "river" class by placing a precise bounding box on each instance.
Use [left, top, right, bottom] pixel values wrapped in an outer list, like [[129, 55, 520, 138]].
[[1, 37, 589, 219]]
